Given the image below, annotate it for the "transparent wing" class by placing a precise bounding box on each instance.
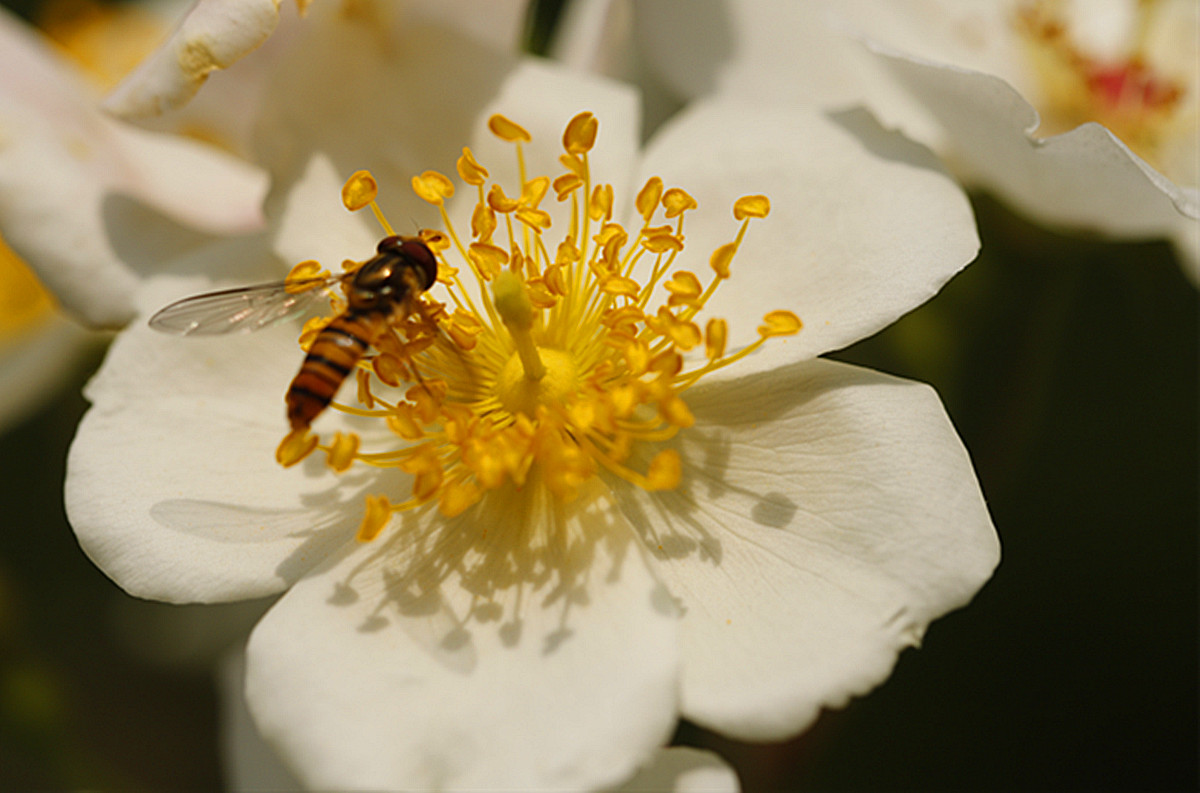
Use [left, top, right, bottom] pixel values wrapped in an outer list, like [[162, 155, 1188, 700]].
[[148, 275, 347, 336]]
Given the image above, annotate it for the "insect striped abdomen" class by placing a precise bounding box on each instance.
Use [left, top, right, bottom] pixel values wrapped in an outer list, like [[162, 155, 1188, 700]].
[[286, 311, 385, 430]]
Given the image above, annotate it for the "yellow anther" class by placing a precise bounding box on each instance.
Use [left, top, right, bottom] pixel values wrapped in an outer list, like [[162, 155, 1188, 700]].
[[407, 386, 441, 425], [471, 203, 497, 241], [399, 444, 444, 501], [542, 265, 567, 296], [589, 183, 613, 221], [559, 153, 585, 177], [440, 478, 482, 517], [710, 242, 736, 279], [646, 449, 682, 490], [610, 384, 639, 417], [659, 395, 695, 428], [456, 147, 489, 186], [356, 494, 393, 542], [758, 309, 803, 337], [420, 230, 451, 251], [276, 428, 318, 467], [373, 352, 408, 387], [664, 270, 702, 306], [594, 222, 628, 249], [285, 260, 329, 293], [521, 176, 550, 208], [341, 170, 377, 211], [662, 188, 698, 218], [487, 183, 520, 213], [705, 318, 728, 360], [524, 278, 558, 309], [326, 431, 360, 473], [601, 274, 641, 298], [601, 304, 644, 331], [667, 320, 701, 350], [553, 173, 583, 201], [563, 111, 599, 155], [412, 170, 455, 205], [386, 404, 425, 440], [446, 309, 483, 350], [355, 368, 375, 408], [515, 207, 552, 232], [468, 242, 509, 278], [636, 176, 664, 222], [642, 230, 684, 253], [554, 239, 581, 266], [621, 338, 651, 375], [734, 194, 770, 220], [649, 349, 684, 376], [488, 114, 531, 143]]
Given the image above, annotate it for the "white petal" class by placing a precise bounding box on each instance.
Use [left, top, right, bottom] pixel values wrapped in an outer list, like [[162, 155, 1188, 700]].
[[66, 245, 370, 603], [551, 0, 639, 80], [635, 97, 978, 376], [615, 358, 998, 740], [613, 747, 740, 793], [245, 480, 680, 790], [0, 7, 266, 327], [271, 151, 378, 268], [630, 0, 944, 145], [873, 46, 1199, 237], [252, 5, 638, 243], [103, 0, 282, 119]]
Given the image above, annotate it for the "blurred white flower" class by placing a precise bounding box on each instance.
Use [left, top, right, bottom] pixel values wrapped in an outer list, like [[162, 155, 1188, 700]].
[[557, 0, 1199, 277], [0, 4, 267, 327]]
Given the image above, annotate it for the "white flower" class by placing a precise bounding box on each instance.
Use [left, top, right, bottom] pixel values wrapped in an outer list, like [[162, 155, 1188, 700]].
[[0, 5, 267, 327], [558, 0, 1200, 277], [65, 63, 996, 788]]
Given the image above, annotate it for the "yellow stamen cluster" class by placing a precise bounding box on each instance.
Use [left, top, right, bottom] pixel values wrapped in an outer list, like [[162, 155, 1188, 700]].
[[1014, 0, 1187, 169], [281, 112, 801, 541]]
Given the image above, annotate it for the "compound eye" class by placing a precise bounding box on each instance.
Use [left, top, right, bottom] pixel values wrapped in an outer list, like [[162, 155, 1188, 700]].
[[399, 239, 438, 290], [376, 235, 404, 254]]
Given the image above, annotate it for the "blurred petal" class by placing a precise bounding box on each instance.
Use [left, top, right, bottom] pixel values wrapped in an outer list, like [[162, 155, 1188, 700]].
[[614, 746, 740, 793], [0, 7, 266, 327], [875, 45, 1199, 229], [102, 0, 283, 119]]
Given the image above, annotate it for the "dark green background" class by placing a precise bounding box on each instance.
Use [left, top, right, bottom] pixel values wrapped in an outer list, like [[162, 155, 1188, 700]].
[[1, 1, 1196, 789]]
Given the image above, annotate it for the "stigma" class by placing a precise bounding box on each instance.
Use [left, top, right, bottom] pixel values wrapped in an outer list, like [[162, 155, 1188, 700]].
[[278, 111, 801, 540]]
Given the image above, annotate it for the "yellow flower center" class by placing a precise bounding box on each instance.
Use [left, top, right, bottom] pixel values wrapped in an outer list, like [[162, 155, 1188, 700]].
[[1015, 0, 1189, 171], [277, 112, 801, 541]]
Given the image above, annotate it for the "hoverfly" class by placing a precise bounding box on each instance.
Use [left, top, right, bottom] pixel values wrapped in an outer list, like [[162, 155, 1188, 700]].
[[149, 234, 439, 430]]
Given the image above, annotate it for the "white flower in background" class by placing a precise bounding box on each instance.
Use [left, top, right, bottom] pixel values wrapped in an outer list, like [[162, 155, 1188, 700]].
[[557, 0, 1199, 277], [0, 5, 267, 328], [64, 22, 998, 779]]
